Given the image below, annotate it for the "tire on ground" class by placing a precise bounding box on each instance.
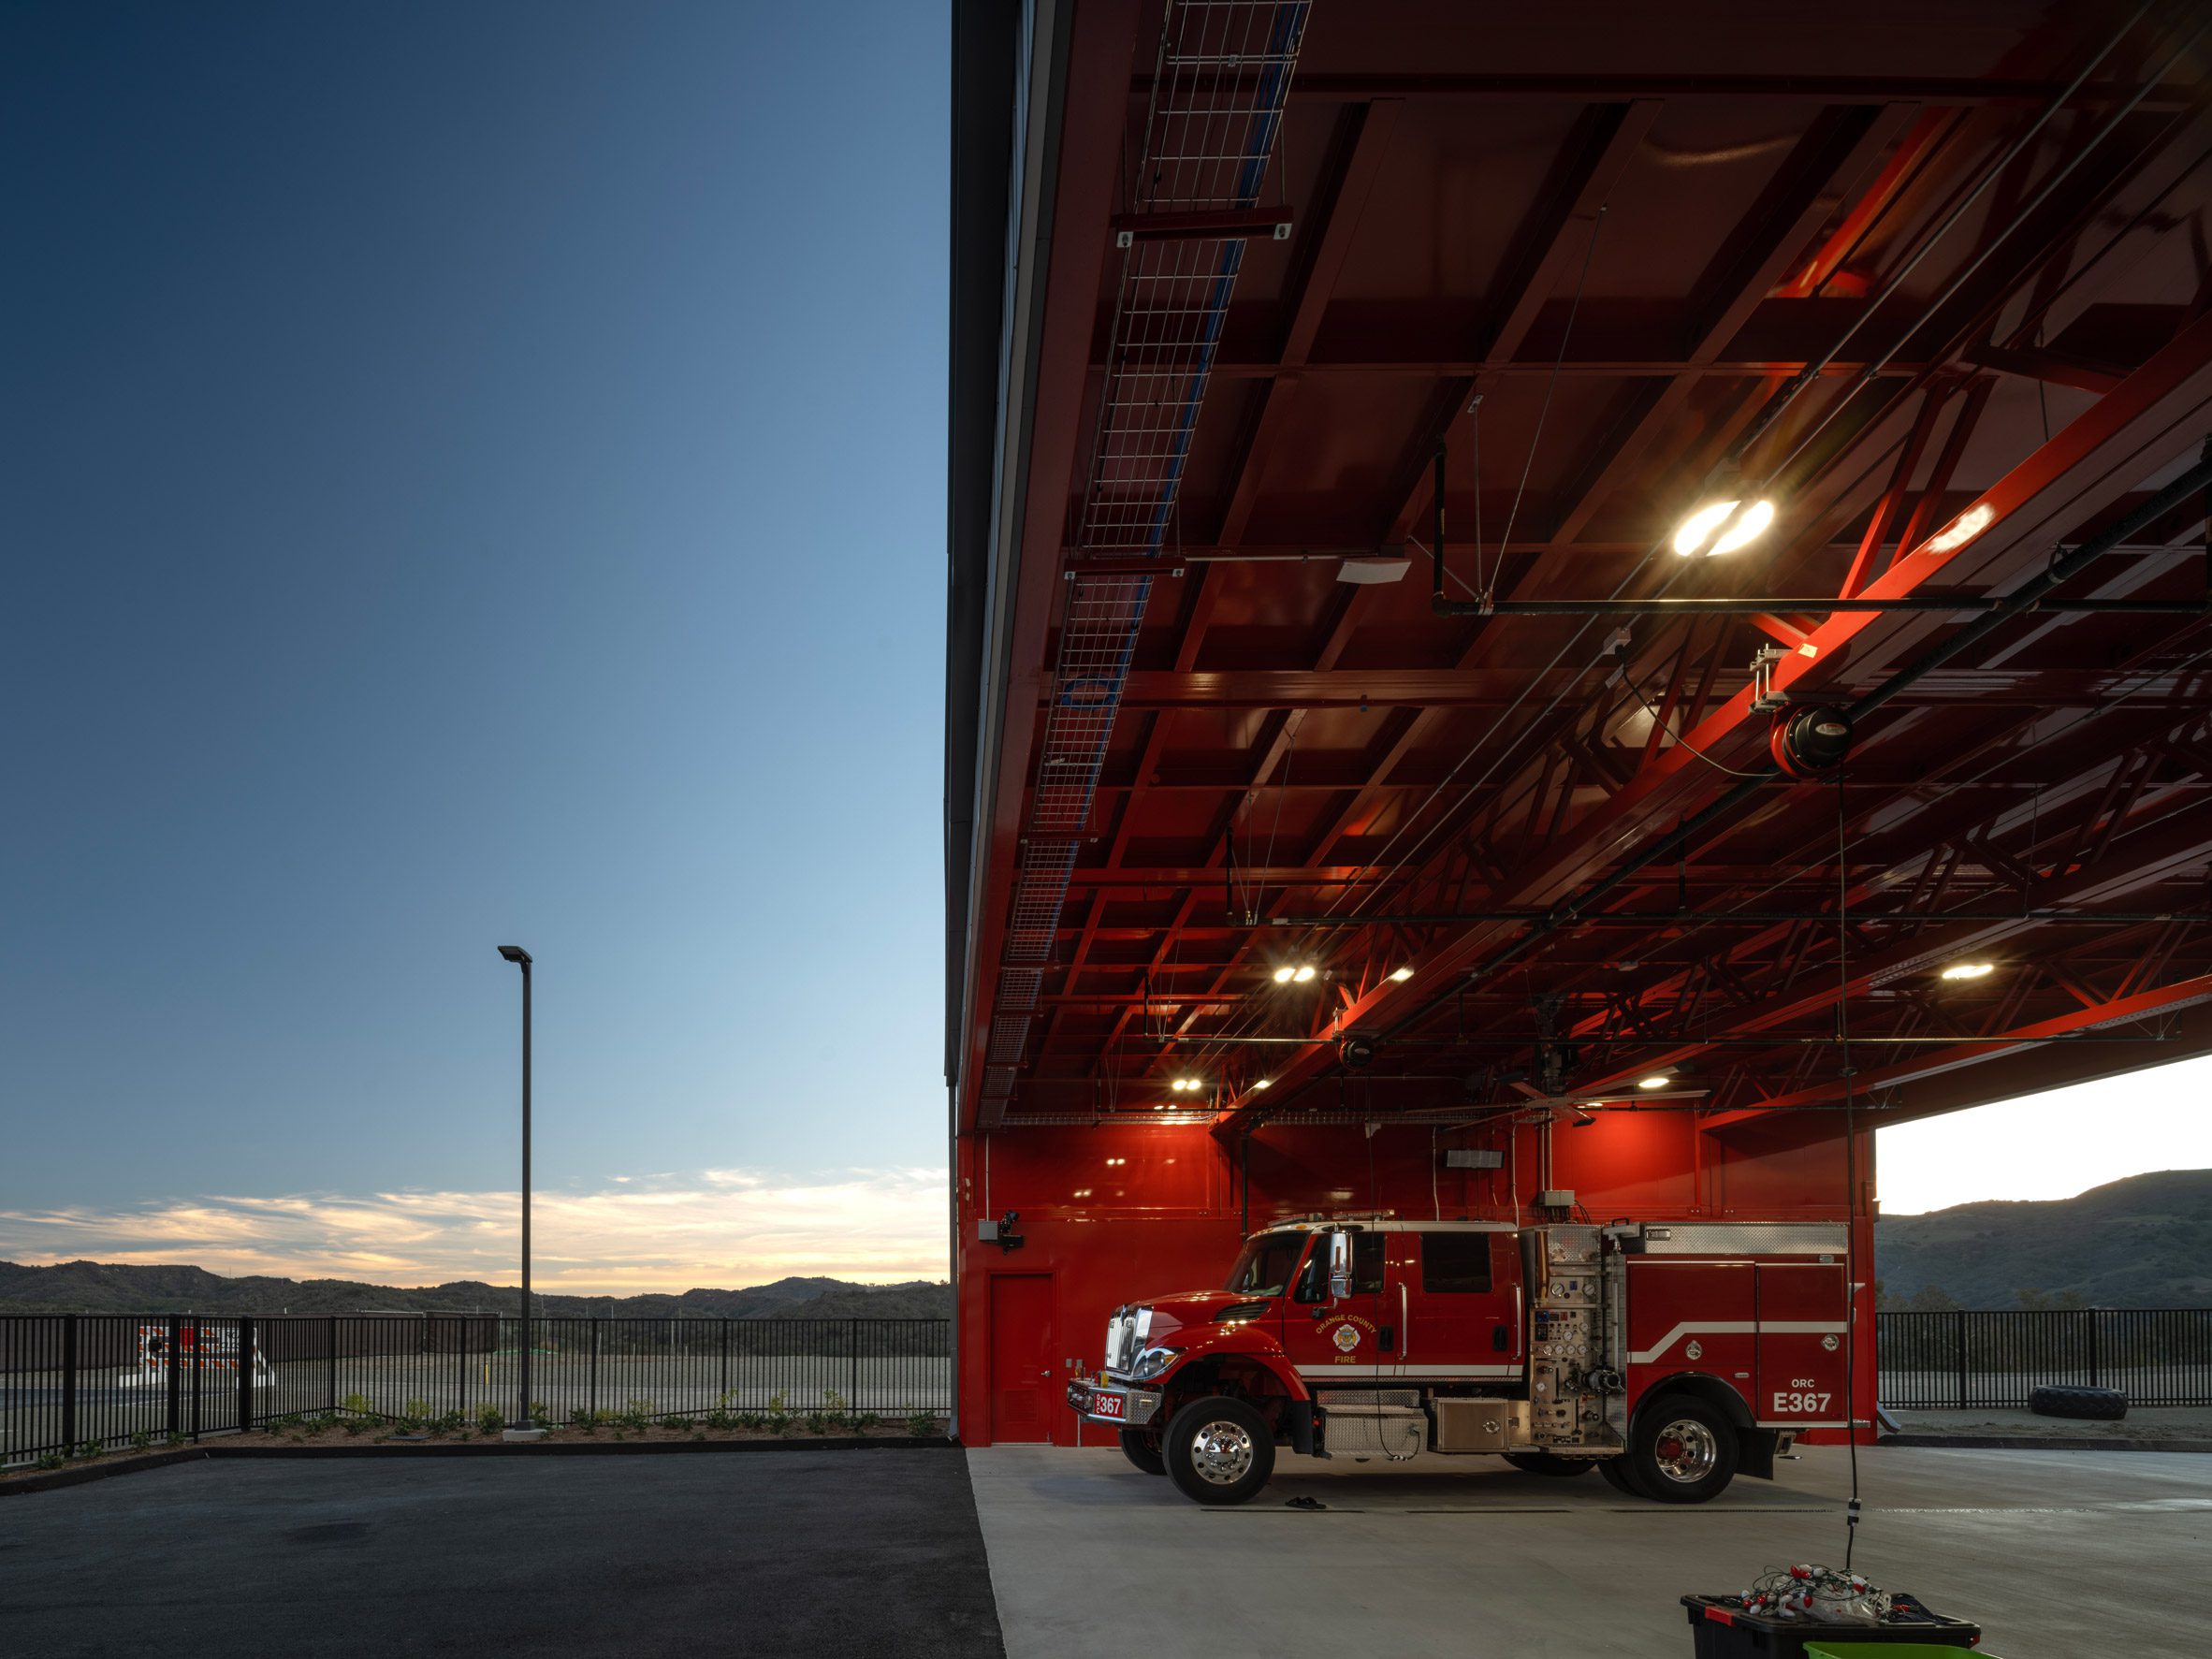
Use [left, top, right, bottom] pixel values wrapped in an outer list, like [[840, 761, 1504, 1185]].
[[1503, 1450, 1594, 1477], [2030, 1384, 2127, 1421], [1162, 1394, 1275, 1506], [1596, 1455, 1651, 1498], [1118, 1428, 1166, 1474], [1626, 1393, 1739, 1504]]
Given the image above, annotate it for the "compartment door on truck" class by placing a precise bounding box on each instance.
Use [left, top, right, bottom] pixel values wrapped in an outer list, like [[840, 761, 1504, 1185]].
[[1623, 1259, 1755, 1401], [1402, 1230, 1522, 1378], [1754, 1261, 1851, 1427], [1280, 1230, 1392, 1380]]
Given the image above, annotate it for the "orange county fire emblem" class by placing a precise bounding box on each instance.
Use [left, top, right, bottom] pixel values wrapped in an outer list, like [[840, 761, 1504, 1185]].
[[1332, 1321, 1360, 1353]]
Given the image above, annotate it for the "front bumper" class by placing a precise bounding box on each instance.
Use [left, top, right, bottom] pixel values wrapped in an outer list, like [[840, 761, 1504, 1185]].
[[1066, 1377, 1164, 1430]]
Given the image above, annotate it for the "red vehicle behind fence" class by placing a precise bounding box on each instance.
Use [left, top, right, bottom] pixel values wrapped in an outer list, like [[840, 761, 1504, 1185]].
[[1068, 1219, 1854, 1506]]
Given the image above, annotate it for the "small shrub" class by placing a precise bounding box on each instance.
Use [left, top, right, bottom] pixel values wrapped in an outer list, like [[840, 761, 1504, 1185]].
[[763, 1390, 791, 1437], [658, 1412, 691, 1432], [36, 1451, 67, 1472], [803, 1411, 829, 1436], [129, 1430, 153, 1453], [616, 1400, 652, 1434], [854, 1410, 880, 1434], [342, 1417, 371, 1437], [906, 1406, 938, 1438], [341, 1392, 372, 1417], [737, 1410, 764, 1432], [426, 1411, 468, 1438], [74, 1439, 103, 1461], [704, 1406, 736, 1432], [301, 1414, 333, 1437], [164, 1432, 187, 1449], [821, 1390, 851, 1432], [530, 1400, 550, 1424], [476, 1405, 506, 1438], [397, 1398, 433, 1432]]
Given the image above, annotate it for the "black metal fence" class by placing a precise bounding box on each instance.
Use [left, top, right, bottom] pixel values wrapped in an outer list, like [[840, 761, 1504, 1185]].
[[1878, 1308, 2212, 1409], [2, 1314, 952, 1466]]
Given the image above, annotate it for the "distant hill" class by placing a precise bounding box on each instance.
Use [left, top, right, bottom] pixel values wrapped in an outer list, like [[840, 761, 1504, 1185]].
[[0, 1260, 951, 1321], [1875, 1170, 2212, 1309]]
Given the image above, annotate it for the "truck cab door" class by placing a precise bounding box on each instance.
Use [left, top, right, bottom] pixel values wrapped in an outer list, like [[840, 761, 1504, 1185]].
[[1277, 1230, 1393, 1381], [1403, 1230, 1523, 1379]]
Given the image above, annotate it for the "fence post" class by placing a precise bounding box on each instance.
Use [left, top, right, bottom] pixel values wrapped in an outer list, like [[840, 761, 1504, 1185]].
[[61, 1315, 78, 1452], [851, 1318, 860, 1407], [589, 1317, 600, 1420], [1956, 1309, 1969, 1409], [720, 1318, 730, 1403], [2088, 1310, 2100, 1389], [239, 1317, 255, 1433], [167, 1315, 182, 1439], [327, 1316, 338, 1417]]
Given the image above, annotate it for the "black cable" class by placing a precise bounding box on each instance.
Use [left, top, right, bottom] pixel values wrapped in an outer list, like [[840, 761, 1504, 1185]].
[[1836, 773, 1862, 1571]]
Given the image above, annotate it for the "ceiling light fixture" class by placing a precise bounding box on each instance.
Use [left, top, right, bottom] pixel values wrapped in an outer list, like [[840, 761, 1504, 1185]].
[[1389, 966, 1414, 982], [1923, 502, 1993, 556], [1292, 964, 1317, 983], [1940, 961, 1995, 982], [1251, 1078, 1272, 1090], [1672, 462, 1777, 559], [1637, 1074, 1671, 1090], [1273, 966, 1296, 983]]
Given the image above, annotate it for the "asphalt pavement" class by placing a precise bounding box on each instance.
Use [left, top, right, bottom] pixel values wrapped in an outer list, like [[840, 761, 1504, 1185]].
[[0, 1448, 1002, 1658]]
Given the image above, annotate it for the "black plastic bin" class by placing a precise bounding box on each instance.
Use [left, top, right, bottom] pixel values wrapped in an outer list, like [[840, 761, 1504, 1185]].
[[1681, 1594, 1980, 1656]]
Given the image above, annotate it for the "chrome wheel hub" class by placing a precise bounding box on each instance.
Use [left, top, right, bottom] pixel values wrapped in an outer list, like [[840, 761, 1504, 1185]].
[[1188, 1419, 1255, 1485], [1652, 1419, 1717, 1484]]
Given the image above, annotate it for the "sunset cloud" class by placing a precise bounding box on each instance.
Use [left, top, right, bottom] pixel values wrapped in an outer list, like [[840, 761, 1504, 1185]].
[[0, 1168, 947, 1292]]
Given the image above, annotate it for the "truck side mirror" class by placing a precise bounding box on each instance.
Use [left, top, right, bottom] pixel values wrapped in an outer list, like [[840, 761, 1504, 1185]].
[[1327, 1232, 1352, 1301]]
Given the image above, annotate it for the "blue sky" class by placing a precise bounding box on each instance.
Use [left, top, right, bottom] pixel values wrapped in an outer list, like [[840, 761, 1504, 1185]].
[[1, 2, 950, 1286]]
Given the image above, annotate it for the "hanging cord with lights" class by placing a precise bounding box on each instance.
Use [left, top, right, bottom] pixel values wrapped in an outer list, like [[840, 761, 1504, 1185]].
[[1835, 771, 1863, 1570]]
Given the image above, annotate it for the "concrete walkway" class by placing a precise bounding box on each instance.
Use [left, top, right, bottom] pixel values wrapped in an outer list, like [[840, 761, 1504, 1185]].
[[967, 1441, 2211, 1658]]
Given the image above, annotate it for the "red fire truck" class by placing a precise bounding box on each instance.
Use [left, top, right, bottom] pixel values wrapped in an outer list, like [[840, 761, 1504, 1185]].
[[1066, 1218, 1855, 1506]]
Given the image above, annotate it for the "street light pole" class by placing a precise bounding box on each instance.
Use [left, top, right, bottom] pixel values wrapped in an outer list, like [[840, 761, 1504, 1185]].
[[498, 945, 533, 1428]]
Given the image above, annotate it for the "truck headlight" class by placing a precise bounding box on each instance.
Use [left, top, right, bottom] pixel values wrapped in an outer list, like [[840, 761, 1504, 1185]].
[[1128, 1346, 1182, 1382]]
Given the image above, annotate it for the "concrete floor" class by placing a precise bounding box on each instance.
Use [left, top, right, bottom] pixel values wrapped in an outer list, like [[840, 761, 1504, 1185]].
[[0, 1451, 1001, 1658], [968, 1442, 2212, 1659]]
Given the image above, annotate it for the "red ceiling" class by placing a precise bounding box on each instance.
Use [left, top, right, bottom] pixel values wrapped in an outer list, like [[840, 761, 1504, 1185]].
[[953, 0, 2212, 1138]]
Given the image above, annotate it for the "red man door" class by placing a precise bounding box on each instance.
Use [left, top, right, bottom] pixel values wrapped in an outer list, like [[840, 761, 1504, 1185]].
[[988, 1273, 1055, 1443]]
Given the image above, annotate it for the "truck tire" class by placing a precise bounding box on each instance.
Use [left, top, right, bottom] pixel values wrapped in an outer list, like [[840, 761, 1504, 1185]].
[[1119, 1429, 1166, 1474], [1504, 1451, 1594, 1477], [2030, 1384, 2127, 1421], [1162, 1395, 1275, 1506], [1626, 1394, 1739, 1504], [1596, 1456, 1651, 1498]]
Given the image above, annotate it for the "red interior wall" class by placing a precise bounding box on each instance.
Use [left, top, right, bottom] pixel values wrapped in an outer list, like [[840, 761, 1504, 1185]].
[[955, 1112, 1877, 1446]]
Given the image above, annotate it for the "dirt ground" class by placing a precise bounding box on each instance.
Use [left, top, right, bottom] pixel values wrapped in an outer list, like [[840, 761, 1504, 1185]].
[[1885, 1404, 2212, 1442], [2, 1413, 950, 1486]]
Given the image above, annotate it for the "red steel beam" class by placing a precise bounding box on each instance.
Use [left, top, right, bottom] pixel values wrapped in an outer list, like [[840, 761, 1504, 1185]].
[[1702, 969, 2212, 1123]]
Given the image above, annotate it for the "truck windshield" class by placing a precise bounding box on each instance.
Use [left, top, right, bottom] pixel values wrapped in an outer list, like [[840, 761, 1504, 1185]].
[[1222, 1232, 1306, 1298]]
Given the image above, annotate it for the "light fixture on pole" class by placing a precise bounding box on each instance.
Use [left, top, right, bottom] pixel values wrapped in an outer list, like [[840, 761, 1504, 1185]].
[[495, 944, 541, 1440]]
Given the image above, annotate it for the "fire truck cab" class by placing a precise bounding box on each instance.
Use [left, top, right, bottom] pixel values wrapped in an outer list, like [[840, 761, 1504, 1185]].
[[1067, 1218, 1854, 1506]]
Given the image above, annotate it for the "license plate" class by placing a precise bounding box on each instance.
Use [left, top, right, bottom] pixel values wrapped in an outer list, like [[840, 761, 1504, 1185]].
[[1090, 1390, 1125, 1419]]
